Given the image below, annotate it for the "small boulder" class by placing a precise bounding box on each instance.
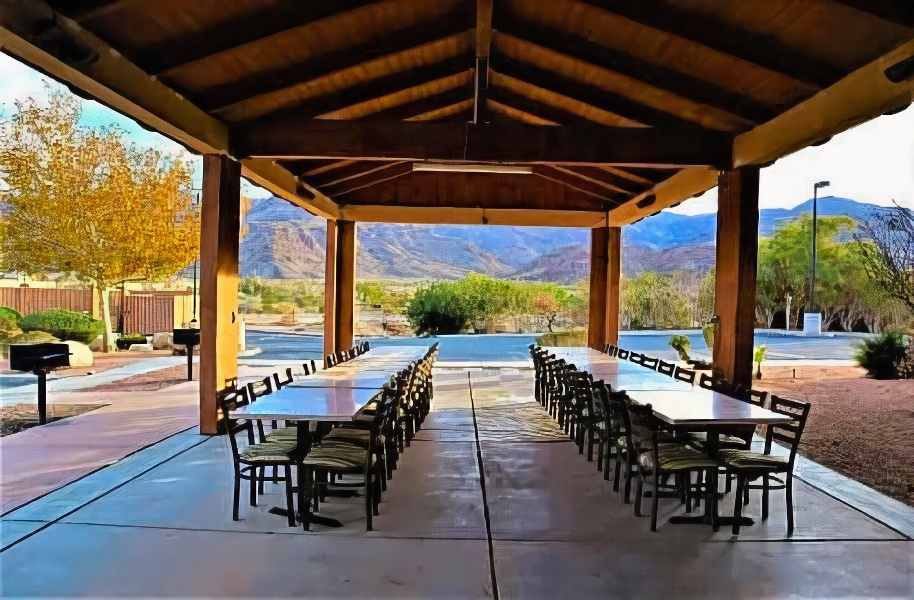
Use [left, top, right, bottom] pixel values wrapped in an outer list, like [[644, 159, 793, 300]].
[[63, 340, 94, 367], [152, 332, 174, 350]]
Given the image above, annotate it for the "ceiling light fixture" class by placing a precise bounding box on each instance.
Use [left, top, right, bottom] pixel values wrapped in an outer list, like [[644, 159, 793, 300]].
[[412, 163, 533, 174]]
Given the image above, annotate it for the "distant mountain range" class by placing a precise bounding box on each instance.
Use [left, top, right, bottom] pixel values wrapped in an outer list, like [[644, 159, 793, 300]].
[[240, 196, 889, 284]]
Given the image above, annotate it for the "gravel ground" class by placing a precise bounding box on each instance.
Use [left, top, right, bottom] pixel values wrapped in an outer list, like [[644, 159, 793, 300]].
[[83, 363, 198, 392], [0, 403, 107, 437], [756, 375, 914, 508]]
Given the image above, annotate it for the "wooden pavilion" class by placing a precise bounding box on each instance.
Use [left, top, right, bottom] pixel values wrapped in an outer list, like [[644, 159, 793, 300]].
[[2, 1, 912, 433]]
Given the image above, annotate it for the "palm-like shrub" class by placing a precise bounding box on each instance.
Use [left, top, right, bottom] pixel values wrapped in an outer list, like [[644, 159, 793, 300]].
[[854, 331, 910, 379]]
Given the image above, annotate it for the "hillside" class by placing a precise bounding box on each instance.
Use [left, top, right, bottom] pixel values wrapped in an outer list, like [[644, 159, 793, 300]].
[[239, 196, 887, 282]]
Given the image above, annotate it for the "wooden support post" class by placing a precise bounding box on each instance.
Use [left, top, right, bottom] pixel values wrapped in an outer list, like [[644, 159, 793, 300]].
[[713, 166, 760, 390], [588, 227, 609, 350], [199, 154, 241, 435], [335, 220, 357, 352], [605, 226, 622, 347], [323, 220, 339, 365], [323, 220, 356, 364]]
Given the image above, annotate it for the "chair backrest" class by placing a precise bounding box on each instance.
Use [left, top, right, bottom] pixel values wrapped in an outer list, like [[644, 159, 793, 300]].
[[741, 388, 767, 407], [698, 372, 715, 390], [272, 367, 294, 389], [672, 366, 695, 384], [326, 354, 337, 368], [302, 362, 312, 376], [657, 360, 675, 376], [700, 374, 738, 397], [616, 348, 630, 360], [218, 388, 256, 457], [336, 350, 348, 363], [641, 356, 659, 370], [764, 395, 810, 465], [604, 343, 618, 357], [247, 376, 273, 399], [629, 351, 642, 364], [363, 341, 371, 352]]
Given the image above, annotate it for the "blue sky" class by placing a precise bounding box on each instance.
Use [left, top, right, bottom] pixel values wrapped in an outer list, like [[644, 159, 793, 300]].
[[2, 52, 912, 212]]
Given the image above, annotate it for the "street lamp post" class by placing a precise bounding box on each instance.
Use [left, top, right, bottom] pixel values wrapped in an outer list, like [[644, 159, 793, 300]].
[[805, 180, 830, 335]]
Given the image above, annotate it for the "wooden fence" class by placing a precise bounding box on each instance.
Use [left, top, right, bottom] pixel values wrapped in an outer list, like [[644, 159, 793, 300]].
[[3, 286, 191, 334]]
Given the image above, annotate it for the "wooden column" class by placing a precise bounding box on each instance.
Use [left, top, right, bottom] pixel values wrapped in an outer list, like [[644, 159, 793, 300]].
[[335, 220, 356, 351], [713, 166, 760, 390], [322, 220, 339, 365], [588, 227, 609, 350], [199, 154, 241, 435], [605, 226, 622, 347], [322, 220, 356, 364], [588, 225, 622, 350]]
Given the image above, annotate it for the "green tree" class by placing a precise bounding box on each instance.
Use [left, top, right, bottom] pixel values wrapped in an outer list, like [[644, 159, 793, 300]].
[[855, 203, 914, 318], [0, 92, 199, 351], [621, 272, 689, 329]]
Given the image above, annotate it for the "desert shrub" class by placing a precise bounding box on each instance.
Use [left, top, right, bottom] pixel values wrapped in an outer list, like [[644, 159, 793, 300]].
[[120, 333, 147, 343], [18, 308, 105, 344], [406, 282, 471, 335], [854, 331, 911, 379], [669, 335, 691, 360], [6, 330, 59, 344]]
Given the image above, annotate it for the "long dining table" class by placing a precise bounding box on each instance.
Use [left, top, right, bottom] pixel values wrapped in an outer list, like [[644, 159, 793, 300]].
[[230, 345, 431, 527], [543, 346, 791, 528]]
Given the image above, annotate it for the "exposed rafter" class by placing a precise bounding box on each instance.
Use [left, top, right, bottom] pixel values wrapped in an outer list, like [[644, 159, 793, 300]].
[[198, 20, 474, 114], [321, 162, 414, 197], [582, 1, 845, 89], [491, 51, 720, 132], [492, 18, 779, 125], [555, 165, 646, 196], [487, 85, 611, 128], [235, 120, 734, 167], [234, 55, 474, 125], [137, 1, 375, 75], [365, 85, 474, 121], [532, 165, 625, 204]]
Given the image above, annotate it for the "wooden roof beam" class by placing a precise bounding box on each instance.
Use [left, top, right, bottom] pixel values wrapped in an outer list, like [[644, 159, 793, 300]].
[[492, 18, 779, 125], [473, 0, 494, 123], [63, 0, 146, 22], [200, 18, 475, 114], [609, 168, 718, 226], [339, 205, 606, 227], [554, 165, 647, 196], [486, 85, 609, 128], [308, 161, 405, 189], [582, 1, 844, 89], [0, 8, 339, 220], [234, 119, 733, 168], [136, 1, 376, 75]]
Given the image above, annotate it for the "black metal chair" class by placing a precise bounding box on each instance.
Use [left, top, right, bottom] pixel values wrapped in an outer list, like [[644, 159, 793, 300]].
[[629, 351, 643, 364], [672, 366, 696, 384], [718, 395, 811, 535], [272, 367, 293, 389], [604, 344, 618, 357], [218, 389, 300, 527], [657, 360, 676, 377], [617, 348, 630, 360], [641, 356, 659, 370]]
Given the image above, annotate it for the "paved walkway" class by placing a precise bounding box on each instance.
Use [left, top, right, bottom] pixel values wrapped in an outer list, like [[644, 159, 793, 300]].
[[1, 367, 911, 597]]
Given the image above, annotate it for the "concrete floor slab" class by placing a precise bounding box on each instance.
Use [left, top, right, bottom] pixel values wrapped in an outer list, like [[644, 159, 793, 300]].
[[492, 538, 914, 600], [1, 523, 494, 598]]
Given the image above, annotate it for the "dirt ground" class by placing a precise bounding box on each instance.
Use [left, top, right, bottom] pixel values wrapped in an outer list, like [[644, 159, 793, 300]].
[[755, 374, 914, 508], [84, 363, 198, 392], [0, 403, 107, 437]]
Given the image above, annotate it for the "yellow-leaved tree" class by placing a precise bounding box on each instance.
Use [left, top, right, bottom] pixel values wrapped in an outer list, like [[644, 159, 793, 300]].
[[0, 91, 200, 351]]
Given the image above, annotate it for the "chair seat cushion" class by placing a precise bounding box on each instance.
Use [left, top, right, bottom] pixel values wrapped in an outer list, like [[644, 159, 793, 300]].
[[718, 450, 788, 470], [639, 445, 718, 472], [240, 441, 296, 462], [689, 432, 750, 448], [325, 428, 370, 441], [302, 446, 370, 470], [265, 427, 298, 442]]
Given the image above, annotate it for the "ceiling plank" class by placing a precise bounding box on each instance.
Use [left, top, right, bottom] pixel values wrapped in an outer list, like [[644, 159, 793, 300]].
[[235, 119, 733, 168], [833, 1, 914, 27], [63, 0, 146, 22], [364, 84, 474, 120], [491, 52, 716, 131], [339, 205, 606, 227], [322, 162, 414, 196], [299, 160, 354, 178], [309, 161, 403, 188], [136, 1, 375, 75], [407, 100, 475, 122], [582, 1, 844, 89], [493, 19, 779, 125], [532, 165, 624, 204], [235, 54, 474, 125], [198, 18, 474, 113], [598, 166, 654, 187]]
